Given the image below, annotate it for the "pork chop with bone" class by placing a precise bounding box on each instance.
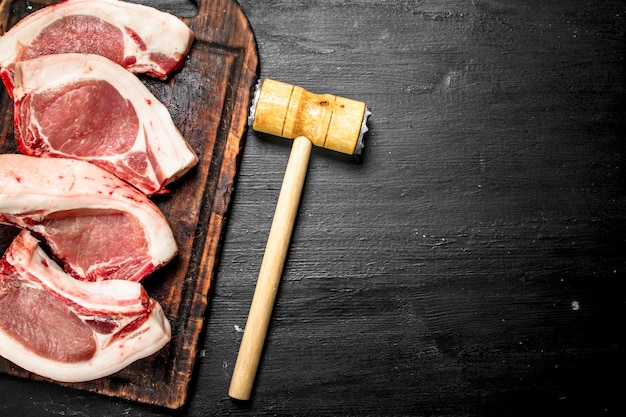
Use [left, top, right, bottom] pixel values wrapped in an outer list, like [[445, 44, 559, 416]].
[[0, 153, 177, 282], [0, 229, 171, 383], [12, 53, 198, 195], [0, 0, 194, 94]]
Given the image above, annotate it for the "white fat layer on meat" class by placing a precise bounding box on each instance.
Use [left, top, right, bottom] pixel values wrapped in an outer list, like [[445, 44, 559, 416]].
[[8, 232, 146, 313]]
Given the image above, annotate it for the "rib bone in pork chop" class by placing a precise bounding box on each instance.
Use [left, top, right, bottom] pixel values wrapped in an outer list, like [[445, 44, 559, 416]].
[[0, 0, 194, 94], [0, 230, 171, 383], [0, 154, 177, 282], [12, 53, 199, 195]]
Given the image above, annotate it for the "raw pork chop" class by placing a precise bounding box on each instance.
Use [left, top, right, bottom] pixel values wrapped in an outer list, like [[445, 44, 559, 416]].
[[13, 53, 198, 195], [0, 154, 177, 282], [0, 230, 171, 383], [0, 0, 194, 94]]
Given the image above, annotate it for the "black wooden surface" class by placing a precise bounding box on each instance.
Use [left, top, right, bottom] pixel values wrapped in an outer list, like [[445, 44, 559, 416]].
[[1, 0, 624, 415]]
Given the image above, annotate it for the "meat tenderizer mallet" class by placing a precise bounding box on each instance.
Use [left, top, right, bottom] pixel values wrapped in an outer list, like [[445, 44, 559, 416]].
[[228, 78, 370, 400]]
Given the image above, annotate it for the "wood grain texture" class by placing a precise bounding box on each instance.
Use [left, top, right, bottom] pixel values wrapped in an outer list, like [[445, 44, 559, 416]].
[[1, 0, 625, 415], [0, 0, 258, 409]]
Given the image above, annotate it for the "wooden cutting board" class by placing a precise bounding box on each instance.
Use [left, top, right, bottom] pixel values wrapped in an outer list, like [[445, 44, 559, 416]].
[[0, 0, 258, 409]]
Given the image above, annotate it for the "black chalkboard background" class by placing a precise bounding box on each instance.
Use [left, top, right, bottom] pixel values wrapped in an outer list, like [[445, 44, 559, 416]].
[[1, 0, 624, 416]]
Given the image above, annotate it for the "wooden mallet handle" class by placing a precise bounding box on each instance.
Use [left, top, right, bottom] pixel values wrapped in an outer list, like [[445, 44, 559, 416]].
[[228, 136, 312, 400]]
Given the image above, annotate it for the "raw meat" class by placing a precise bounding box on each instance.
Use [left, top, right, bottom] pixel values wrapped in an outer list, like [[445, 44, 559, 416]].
[[0, 0, 194, 94], [0, 229, 171, 383], [0, 153, 177, 282], [12, 53, 199, 195]]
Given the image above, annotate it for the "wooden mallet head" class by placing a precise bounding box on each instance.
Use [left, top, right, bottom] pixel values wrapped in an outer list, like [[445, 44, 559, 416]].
[[229, 78, 370, 401], [248, 78, 370, 155]]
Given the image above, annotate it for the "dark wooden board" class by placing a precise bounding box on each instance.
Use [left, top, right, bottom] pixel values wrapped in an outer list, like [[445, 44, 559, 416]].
[[0, 0, 258, 409]]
